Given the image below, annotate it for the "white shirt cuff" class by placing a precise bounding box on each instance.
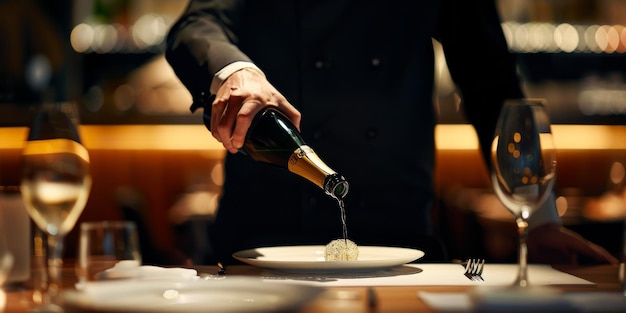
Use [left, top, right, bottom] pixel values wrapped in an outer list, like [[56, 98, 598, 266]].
[[209, 61, 264, 94]]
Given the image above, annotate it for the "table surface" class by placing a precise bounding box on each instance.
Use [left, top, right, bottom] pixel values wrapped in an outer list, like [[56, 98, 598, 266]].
[[4, 262, 624, 313]]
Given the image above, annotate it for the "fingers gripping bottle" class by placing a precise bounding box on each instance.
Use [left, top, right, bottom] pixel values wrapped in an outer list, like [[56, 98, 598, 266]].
[[197, 100, 349, 200]]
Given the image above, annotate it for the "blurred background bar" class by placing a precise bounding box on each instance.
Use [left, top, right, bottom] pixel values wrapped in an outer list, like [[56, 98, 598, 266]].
[[2, 0, 626, 124], [0, 0, 625, 265]]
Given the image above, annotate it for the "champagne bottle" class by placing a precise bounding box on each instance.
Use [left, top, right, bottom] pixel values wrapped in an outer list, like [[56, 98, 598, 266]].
[[199, 103, 349, 200]]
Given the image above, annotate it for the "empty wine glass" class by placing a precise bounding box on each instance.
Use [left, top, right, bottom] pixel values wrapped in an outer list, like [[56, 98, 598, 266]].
[[21, 102, 92, 312], [490, 98, 557, 288]]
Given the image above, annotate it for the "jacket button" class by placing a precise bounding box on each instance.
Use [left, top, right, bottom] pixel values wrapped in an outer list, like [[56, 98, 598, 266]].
[[371, 58, 381, 67], [314, 60, 325, 69], [366, 127, 378, 139]]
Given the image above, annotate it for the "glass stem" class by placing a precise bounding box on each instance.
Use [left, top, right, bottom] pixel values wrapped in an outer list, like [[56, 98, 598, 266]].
[[46, 234, 64, 304], [515, 216, 529, 287], [31, 229, 47, 305]]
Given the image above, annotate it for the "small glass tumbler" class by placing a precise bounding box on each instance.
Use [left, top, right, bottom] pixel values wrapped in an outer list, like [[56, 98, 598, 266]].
[[621, 218, 625, 296], [76, 221, 141, 284]]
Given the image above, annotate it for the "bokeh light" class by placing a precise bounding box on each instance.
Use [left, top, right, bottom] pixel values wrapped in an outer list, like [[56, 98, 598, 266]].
[[499, 22, 626, 54], [72, 18, 626, 55], [71, 13, 171, 54], [554, 23, 578, 53], [70, 23, 94, 53], [131, 14, 168, 50], [609, 162, 625, 185]]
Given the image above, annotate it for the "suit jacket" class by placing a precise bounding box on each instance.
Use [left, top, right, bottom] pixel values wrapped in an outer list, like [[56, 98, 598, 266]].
[[166, 0, 524, 264]]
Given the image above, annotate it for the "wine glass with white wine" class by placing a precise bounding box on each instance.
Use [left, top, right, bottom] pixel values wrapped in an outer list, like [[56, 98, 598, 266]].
[[21, 102, 92, 312], [490, 98, 557, 288]]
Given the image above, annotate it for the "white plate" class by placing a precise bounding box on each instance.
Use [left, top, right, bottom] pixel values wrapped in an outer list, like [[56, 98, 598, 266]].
[[62, 277, 323, 313], [232, 245, 424, 272]]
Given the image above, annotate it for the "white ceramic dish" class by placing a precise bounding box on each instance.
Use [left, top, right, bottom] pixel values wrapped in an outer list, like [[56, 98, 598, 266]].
[[62, 277, 323, 313], [232, 245, 425, 272]]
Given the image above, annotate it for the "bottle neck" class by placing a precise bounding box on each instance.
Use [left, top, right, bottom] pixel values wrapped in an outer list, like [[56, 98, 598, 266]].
[[324, 173, 349, 200], [287, 145, 349, 199]]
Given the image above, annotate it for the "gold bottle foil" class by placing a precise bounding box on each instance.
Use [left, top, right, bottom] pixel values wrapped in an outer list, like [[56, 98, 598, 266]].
[[287, 145, 336, 190]]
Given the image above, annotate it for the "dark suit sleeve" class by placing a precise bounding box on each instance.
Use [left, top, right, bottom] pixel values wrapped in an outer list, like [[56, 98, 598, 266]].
[[435, 0, 525, 168], [165, 0, 251, 104]]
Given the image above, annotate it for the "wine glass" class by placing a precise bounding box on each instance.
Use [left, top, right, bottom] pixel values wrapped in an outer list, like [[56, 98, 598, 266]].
[[490, 98, 557, 288], [20, 102, 92, 312]]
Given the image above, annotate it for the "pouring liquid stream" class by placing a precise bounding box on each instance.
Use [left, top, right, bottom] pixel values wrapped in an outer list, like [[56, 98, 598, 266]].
[[338, 199, 348, 243]]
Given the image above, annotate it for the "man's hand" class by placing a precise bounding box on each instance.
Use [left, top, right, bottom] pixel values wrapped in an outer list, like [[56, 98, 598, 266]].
[[210, 68, 301, 154], [528, 223, 618, 265]]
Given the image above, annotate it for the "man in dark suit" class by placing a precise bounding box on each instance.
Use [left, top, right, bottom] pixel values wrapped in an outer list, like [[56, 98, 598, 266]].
[[166, 0, 617, 265]]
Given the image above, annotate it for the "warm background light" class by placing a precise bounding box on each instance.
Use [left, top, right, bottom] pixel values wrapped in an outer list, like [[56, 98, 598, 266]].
[[435, 124, 626, 150], [1, 124, 624, 151]]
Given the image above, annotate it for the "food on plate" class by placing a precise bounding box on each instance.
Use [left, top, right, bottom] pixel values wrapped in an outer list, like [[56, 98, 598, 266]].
[[324, 239, 359, 261]]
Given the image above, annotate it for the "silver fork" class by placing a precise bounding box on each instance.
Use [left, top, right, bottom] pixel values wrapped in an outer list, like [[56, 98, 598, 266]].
[[464, 258, 485, 281]]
